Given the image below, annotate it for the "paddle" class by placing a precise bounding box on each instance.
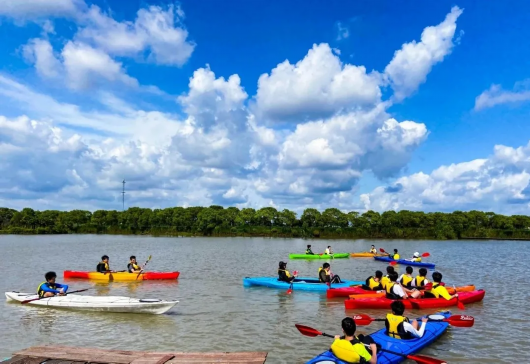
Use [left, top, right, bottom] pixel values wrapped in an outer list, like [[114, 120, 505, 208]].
[[351, 313, 474, 327], [21, 289, 90, 304], [295, 324, 447, 364], [136, 255, 152, 280], [454, 284, 465, 310], [286, 270, 298, 294]]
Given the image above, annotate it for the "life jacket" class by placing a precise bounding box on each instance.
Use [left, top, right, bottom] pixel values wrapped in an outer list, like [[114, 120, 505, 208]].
[[415, 275, 426, 287], [129, 262, 140, 270], [392, 253, 400, 260], [412, 257, 422, 262], [400, 274, 413, 288], [330, 336, 367, 363], [425, 283, 447, 299], [37, 282, 56, 298], [306, 249, 313, 254], [385, 282, 401, 299], [370, 248, 377, 254], [385, 313, 411, 340], [366, 276, 382, 290], [318, 267, 330, 282], [100, 262, 109, 270], [278, 269, 291, 278], [381, 276, 390, 289], [325, 248, 331, 255]]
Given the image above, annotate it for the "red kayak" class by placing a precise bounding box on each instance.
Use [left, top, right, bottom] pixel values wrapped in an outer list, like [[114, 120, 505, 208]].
[[328, 284, 475, 299], [63, 270, 180, 281], [344, 289, 485, 309]]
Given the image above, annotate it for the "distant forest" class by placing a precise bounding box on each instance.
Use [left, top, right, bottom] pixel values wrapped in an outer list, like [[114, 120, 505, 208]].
[[1, 206, 530, 240]]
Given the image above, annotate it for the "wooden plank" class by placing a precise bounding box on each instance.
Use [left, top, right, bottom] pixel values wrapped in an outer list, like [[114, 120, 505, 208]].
[[129, 354, 174, 364]]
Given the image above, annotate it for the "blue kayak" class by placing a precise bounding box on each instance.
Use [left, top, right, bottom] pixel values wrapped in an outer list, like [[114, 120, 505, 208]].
[[306, 311, 451, 364], [374, 256, 436, 269], [243, 277, 364, 292]]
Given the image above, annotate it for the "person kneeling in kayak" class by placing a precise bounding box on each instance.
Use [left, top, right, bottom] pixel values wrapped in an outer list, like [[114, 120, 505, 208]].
[[128, 256, 142, 273], [410, 252, 421, 262], [381, 266, 395, 290], [369, 245, 377, 254], [412, 268, 429, 288], [331, 317, 377, 364], [398, 266, 414, 288], [386, 301, 428, 340], [278, 261, 296, 283], [386, 272, 421, 299], [97, 255, 114, 273], [319, 263, 341, 284], [38, 271, 68, 298], [424, 272, 458, 300], [305, 244, 315, 255], [363, 270, 383, 291]]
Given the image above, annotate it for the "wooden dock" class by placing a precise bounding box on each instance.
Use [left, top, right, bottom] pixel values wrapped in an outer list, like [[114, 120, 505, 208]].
[[2, 346, 268, 364]]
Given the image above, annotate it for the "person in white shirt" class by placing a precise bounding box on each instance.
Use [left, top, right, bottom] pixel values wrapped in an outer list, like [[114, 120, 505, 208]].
[[324, 246, 333, 255], [386, 301, 428, 339], [411, 268, 430, 288], [386, 272, 421, 299]]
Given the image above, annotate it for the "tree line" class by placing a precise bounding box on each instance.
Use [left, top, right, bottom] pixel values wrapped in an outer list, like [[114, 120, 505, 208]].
[[1, 206, 530, 240]]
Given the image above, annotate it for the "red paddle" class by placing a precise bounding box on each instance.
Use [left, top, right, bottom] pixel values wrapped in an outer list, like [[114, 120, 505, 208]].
[[21, 289, 90, 304], [454, 284, 465, 310], [295, 324, 447, 364], [351, 313, 474, 327], [287, 281, 293, 295]]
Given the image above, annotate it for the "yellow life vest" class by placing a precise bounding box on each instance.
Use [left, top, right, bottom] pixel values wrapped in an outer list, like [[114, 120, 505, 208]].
[[412, 257, 422, 262], [330, 338, 367, 363], [401, 274, 413, 287], [370, 248, 377, 254], [385, 282, 396, 295], [381, 276, 390, 289], [130, 262, 140, 270], [37, 282, 56, 298], [368, 277, 381, 290], [100, 262, 109, 270], [415, 275, 426, 287], [318, 267, 330, 282], [393, 254, 400, 260], [426, 283, 449, 299], [278, 269, 291, 278], [385, 313, 410, 339]]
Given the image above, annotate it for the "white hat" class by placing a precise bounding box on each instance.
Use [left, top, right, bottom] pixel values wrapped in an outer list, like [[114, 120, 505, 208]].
[[414, 252, 420, 257]]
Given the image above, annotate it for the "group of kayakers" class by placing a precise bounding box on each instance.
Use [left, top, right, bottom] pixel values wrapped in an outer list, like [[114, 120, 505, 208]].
[[305, 244, 334, 255], [278, 261, 342, 284], [37, 255, 147, 298], [379, 246, 422, 262]]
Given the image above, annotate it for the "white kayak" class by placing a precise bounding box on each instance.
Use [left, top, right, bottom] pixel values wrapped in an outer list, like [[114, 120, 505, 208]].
[[5, 291, 178, 315]]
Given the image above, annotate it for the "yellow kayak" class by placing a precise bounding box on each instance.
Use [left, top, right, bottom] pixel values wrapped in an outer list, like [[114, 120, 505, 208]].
[[350, 252, 386, 257]]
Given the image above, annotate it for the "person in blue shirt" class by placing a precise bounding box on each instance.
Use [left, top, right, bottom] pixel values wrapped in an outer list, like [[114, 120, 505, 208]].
[[37, 271, 68, 298]]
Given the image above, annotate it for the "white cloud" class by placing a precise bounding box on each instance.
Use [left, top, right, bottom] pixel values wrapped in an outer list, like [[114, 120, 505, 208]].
[[77, 4, 195, 66], [0, 0, 83, 20], [22, 38, 61, 78], [360, 141, 530, 214], [255, 43, 382, 122], [385, 6, 463, 101], [336, 22, 350, 41], [474, 83, 530, 111]]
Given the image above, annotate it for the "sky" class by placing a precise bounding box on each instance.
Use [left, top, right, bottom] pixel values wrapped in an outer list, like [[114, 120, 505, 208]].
[[1, 0, 530, 215]]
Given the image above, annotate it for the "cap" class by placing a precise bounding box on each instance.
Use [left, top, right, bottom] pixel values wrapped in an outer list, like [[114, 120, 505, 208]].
[[414, 252, 420, 257]]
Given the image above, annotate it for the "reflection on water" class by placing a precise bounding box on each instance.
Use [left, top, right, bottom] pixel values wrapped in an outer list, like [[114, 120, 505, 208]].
[[0, 235, 527, 363]]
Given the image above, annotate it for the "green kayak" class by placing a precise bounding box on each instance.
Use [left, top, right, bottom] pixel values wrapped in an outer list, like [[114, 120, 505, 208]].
[[289, 253, 350, 259]]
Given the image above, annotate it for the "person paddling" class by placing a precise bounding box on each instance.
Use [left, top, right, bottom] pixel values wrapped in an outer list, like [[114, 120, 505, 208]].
[[319, 263, 341, 284], [363, 270, 383, 291], [127, 256, 142, 273], [386, 301, 428, 340], [386, 272, 421, 299], [369, 245, 377, 254], [96, 255, 114, 273], [391, 249, 400, 260], [324, 246, 333, 255], [410, 252, 421, 262], [412, 268, 429, 288], [278, 261, 296, 283], [306, 244, 315, 255], [37, 271, 68, 298], [424, 272, 458, 300], [398, 266, 414, 288], [331, 317, 377, 364]]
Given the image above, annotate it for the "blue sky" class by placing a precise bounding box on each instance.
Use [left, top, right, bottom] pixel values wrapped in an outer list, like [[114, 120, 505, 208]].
[[1, 0, 530, 214]]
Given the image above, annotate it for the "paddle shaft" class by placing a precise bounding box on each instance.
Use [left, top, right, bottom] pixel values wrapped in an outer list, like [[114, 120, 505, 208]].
[[22, 289, 89, 304], [136, 255, 152, 279]]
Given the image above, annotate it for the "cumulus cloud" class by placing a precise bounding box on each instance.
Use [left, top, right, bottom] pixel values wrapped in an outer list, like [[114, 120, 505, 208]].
[[0, 0, 83, 20], [474, 82, 530, 111], [360, 141, 530, 214], [255, 43, 382, 122], [22, 38, 61, 78], [77, 4, 195, 66], [385, 6, 463, 101]]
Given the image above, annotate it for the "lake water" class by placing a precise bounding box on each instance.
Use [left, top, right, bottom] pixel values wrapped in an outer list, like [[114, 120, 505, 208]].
[[0, 235, 527, 363]]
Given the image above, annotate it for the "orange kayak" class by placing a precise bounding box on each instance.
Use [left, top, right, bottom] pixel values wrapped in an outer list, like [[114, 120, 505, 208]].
[[348, 285, 476, 299], [350, 252, 386, 257]]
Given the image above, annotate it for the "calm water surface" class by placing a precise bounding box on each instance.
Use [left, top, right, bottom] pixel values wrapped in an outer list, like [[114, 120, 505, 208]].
[[0, 236, 527, 363]]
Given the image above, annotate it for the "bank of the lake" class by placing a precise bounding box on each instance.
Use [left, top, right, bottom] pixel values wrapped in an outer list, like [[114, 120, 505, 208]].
[[1, 235, 527, 363]]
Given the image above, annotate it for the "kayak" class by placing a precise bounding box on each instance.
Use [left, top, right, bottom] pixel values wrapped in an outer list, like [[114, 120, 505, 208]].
[[289, 253, 350, 259], [374, 256, 435, 269], [5, 291, 178, 314], [243, 277, 364, 292], [306, 311, 451, 364], [327, 284, 476, 299], [350, 252, 386, 257], [345, 289, 485, 309], [63, 271, 180, 281]]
